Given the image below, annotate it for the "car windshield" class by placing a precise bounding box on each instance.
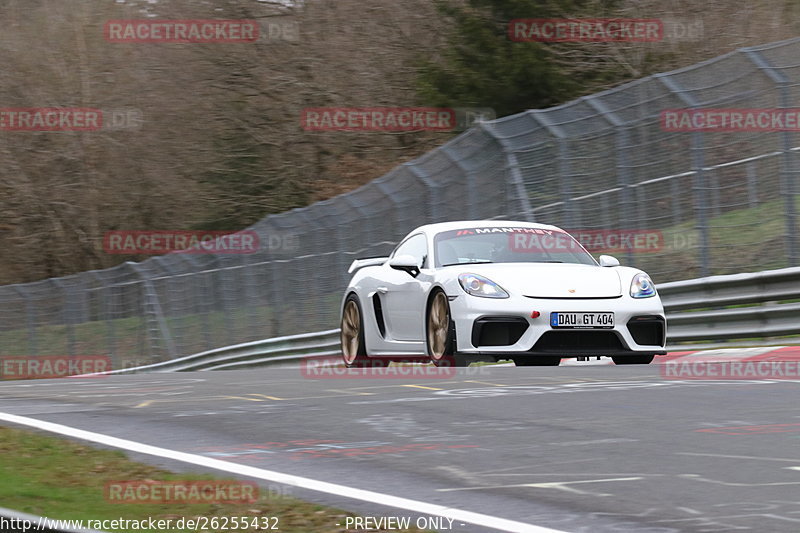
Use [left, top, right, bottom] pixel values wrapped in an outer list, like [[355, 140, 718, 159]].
[[434, 227, 597, 267]]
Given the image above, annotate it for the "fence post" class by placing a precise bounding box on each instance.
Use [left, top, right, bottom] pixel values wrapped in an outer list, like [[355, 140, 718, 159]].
[[50, 279, 76, 357], [404, 163, 439, 222], [476, 121, 535, 222], [656, 74, 711, 276], [176, 254, 213, 351], [12, 286, 37, 356], [440, 144, 480, 220], [670, 175, 682, 225], [524, 112, 572, 226], [744, 48, 798, 266], [583, 96, 637, 267], [88, 270, 117, 369], [746, 161, 759, 208], [619, 134, 636, 268], [126, 262, 177, 362], [690, 132, 711, 277]]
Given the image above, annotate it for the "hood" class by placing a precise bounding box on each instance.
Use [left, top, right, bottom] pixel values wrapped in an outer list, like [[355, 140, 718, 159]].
[[452, 262, 623, 298]]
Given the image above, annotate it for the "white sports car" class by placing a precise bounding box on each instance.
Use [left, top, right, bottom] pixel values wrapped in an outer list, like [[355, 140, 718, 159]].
[[340, 221, 666, 367]]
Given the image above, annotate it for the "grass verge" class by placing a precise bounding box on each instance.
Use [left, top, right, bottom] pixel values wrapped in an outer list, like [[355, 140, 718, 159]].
[[0, 426, 429, 533]]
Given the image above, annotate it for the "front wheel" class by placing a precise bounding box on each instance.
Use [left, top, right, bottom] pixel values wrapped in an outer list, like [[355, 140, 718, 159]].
[[612, 354, 655, 365], [426, 290, 468, 367]]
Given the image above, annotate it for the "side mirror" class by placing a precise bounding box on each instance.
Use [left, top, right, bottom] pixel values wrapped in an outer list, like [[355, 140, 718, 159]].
[[598, 255, 620, 267], [389, 254, 420, 277]]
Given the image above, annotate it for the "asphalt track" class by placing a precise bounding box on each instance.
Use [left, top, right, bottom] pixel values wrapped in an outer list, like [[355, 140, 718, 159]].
[[1, 360, 800, 532]]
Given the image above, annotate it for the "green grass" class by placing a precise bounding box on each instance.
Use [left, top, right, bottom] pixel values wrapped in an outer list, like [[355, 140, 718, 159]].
[[0, 426, 429, 533], [633, 195, 800, 282]]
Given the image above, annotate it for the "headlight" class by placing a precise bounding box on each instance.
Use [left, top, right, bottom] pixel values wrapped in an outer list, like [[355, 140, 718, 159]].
[[630, 273, 656, 298], [458, 273, 509, 298]]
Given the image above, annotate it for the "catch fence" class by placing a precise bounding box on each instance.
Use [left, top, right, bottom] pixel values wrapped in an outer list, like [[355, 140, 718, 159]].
[[1, 38, 799, 365]]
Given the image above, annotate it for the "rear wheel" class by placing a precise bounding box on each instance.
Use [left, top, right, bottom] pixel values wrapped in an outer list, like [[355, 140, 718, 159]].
[[513, 356, 561, 366], [341, 295, 386, 367], [426, 290, 467, 367], [612, 354, 655, 365]]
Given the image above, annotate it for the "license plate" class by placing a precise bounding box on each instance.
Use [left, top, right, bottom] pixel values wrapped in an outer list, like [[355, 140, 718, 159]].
[[550, 312, 614, 329]]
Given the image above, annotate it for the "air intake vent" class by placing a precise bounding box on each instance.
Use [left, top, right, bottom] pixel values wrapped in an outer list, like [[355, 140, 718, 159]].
[[627, 315, 665, 346], [472, 317, 529, 347]]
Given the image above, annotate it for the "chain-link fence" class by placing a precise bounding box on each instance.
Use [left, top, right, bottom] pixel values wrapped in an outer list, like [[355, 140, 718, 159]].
[[2, 38, 799, 366]]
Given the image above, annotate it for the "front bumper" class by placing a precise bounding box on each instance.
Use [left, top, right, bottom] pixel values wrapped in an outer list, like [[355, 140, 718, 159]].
[[449, 293, 666, 358]]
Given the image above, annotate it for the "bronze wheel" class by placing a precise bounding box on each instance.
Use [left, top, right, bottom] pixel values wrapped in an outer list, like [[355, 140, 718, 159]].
[[426, 290, 468, 366], [427, 291, 450, 361], [341, 296, 366, 366]]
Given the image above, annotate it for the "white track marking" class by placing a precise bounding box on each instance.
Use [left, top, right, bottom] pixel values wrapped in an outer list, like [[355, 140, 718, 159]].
[[0, 412, 566, 533], [677, 452, 800, 462], [438, 477, 644, 497]]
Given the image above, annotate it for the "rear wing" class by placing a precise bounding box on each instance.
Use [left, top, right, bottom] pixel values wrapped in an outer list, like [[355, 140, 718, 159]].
[[348, 257, 388, 274]]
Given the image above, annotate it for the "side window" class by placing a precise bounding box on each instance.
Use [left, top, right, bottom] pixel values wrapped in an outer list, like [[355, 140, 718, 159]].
[[392, 234, 428, 268]]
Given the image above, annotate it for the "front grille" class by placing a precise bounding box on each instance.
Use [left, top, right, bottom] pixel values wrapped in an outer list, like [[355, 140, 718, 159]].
[[472, 317, 529, 347], [627, 315, 665, 346], [532, 331, 626, 353]]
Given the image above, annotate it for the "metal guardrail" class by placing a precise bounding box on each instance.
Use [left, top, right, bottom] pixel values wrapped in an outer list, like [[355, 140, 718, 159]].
[[107, 329, 340, 374], [658, 265, 800, 348], [108, 266, 800, 373]]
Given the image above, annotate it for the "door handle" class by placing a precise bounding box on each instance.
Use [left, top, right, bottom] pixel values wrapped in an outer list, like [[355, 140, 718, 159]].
[[376, 287, 388, 294]]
